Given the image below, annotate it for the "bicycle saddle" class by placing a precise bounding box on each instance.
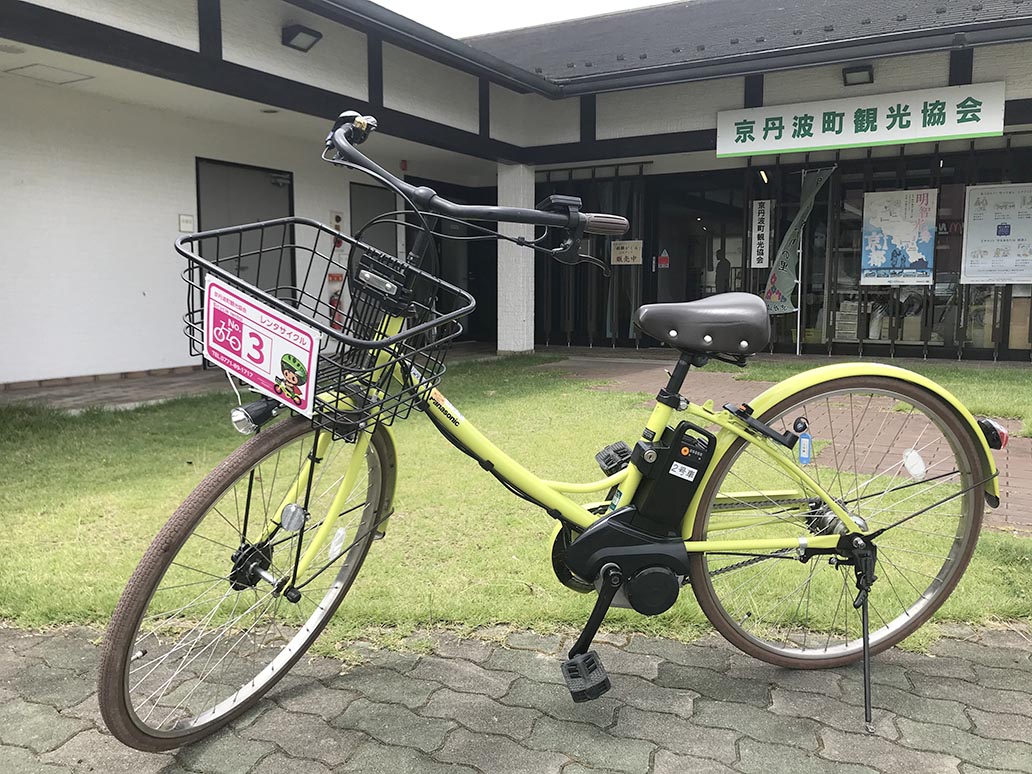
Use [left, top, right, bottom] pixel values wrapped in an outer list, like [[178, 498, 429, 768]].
[[633, 293, 770, 355]]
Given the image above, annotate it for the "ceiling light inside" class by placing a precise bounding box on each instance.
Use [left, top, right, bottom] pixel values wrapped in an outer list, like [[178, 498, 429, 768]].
[[759, 169, 769, 184], [4, 63, 93, 84]]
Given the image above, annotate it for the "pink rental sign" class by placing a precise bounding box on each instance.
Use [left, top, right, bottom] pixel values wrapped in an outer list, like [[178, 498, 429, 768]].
[[204, 276, 320, 417]]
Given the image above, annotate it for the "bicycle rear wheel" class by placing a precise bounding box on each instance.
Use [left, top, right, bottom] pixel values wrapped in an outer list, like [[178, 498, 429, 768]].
[[99, 416, 393, 750], [689, 376, 984, 668]]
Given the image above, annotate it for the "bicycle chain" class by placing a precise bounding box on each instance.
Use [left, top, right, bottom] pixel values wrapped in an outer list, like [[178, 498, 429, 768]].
[[710, 548, 793, 576]]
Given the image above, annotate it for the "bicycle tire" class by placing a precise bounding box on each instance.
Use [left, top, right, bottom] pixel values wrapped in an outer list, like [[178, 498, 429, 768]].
[[689, 376, 984, 669], [98, 416, 394, 750]]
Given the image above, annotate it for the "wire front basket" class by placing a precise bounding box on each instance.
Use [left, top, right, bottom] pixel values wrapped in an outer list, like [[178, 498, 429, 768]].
[[178, 217, 475, 437]]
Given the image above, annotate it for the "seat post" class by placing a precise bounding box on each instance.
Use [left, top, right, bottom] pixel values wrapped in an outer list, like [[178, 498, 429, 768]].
[[657, 352, 698, 408]]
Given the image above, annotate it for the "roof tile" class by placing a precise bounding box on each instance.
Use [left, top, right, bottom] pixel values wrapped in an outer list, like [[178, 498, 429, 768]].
[[464, 0, 1032, 83]]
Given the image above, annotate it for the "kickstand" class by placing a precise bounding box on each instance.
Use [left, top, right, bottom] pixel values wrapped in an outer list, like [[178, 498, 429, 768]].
[[850, 536, 878, 734]]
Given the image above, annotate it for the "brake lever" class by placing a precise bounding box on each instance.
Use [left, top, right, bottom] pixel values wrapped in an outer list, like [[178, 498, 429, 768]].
[[551, 248, 611, 277]]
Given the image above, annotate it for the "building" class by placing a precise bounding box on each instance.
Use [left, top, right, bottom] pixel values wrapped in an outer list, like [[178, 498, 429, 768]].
[[4, 0, 1032, 386]]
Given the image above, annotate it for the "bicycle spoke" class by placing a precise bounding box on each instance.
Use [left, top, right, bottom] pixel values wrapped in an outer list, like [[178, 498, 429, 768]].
[[693, 382, 980, 664], [117, 421, 384, 738]]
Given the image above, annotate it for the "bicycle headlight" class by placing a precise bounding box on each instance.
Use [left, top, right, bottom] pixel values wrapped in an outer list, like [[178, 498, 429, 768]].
[[230, 407, 257, 435], [230, 398, 280, 435]]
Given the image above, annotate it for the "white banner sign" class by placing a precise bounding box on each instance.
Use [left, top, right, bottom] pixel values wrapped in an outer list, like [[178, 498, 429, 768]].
[[750, 199, 773, 269], [961, 183, 1032, 284], [717, 82, 1005, 158], [611, 239, 643, 265]]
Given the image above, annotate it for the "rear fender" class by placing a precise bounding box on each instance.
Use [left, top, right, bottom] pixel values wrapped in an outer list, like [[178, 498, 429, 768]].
[[743, 363, 999, 504], [682, 363, 1000, 539]]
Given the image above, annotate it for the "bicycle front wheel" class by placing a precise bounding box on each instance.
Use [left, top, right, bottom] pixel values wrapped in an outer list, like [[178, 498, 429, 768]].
[[689, 376, 984, 668], [99, 416, 393, 751]]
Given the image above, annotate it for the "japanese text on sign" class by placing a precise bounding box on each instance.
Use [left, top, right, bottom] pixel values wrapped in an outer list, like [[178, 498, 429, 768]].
[[204, 277, 320, 417], [961, 183, 1032, 284], [861, 189, 937, 286], [611, 239, 643, 265], [717, 83, 1005, 158], [751, 200, 773, 269]]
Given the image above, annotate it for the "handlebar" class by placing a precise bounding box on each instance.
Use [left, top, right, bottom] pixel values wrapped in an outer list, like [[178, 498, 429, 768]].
[[327, 112, 629, 238]]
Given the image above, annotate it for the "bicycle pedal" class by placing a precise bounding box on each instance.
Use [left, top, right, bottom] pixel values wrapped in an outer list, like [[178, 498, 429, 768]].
[[561, 651, 611, 702]]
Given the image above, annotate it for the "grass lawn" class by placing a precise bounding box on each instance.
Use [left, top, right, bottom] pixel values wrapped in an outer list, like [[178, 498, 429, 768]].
[[0, 355, 1029, 652]]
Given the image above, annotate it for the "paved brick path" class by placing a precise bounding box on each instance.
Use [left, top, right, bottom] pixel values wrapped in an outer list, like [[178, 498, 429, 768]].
[[1, 624, 1030, 774]]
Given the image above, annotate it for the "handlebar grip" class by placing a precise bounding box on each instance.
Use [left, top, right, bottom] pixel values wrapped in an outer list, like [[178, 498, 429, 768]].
[[583, 213, 630, 236]]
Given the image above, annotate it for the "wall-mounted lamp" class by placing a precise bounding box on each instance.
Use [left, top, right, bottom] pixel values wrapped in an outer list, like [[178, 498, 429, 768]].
[[758, 169, 769, 184], [282, 24, 323, 53], [842, 64, 874, 86]]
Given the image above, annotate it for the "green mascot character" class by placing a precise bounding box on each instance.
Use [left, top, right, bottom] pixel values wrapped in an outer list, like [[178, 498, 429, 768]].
[[275, 353, 308, 406]]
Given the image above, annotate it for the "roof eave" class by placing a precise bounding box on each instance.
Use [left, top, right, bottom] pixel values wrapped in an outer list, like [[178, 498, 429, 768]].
[[554, 19, 1032, 95]]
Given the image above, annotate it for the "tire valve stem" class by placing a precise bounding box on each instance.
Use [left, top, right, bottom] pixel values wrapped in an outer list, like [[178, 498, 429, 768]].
[[130, 649, 148, 662]]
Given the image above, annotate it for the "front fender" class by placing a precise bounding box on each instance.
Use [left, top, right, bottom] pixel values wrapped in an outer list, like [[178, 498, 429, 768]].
[[374, 424, 399, 534], [682, 363, 1000, 538]]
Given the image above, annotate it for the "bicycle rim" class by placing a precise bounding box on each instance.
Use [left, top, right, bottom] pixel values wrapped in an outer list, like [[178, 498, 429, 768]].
[[689, 377, 983, 667], [100, 417, 386, 747]]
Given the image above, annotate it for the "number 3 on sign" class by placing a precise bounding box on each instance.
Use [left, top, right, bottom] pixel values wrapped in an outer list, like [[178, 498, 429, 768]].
[[244, 329, 271, 373]]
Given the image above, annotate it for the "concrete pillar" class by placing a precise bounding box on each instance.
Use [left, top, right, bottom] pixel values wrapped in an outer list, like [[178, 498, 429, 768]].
[[496, 162, 535, 352]]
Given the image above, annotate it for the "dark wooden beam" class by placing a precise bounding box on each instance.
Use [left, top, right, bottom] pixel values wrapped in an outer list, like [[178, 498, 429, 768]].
[[744, 73, 763, 107], [366, 34, 383, 107], [0, 0, 520, 161], [580, 94, 596, 143], [479, 77, 490, 138], [949, 48, 974, 86]]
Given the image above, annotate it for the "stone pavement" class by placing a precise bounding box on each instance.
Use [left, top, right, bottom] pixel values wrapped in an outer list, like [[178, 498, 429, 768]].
[[2, 623, 1031, 774], [0, 368, 233, 412]]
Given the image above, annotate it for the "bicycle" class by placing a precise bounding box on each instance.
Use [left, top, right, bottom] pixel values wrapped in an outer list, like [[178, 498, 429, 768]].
[[98, 111, 1006, 751]]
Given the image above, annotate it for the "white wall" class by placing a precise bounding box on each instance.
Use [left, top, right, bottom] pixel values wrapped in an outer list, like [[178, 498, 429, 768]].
[[974, 41, 1032, 100], [221, 0, 368, 100], [490, 84, 580, 146], [383, 44, 479, 134], [0, 76, 385, 384], [597, 77, 745, 139], [765, 52, 950, 106], [28, 0, 199, 51]]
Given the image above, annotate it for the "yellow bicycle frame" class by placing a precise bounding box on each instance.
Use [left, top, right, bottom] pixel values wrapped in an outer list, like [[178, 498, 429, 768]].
[[267, 311, 1000, 575]]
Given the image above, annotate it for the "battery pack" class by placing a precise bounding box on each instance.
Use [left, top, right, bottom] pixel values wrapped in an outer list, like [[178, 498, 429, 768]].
[[631, 421, 716, 534]]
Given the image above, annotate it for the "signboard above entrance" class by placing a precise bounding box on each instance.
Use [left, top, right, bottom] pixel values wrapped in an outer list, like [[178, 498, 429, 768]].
[[717, 82, 1005, 158]]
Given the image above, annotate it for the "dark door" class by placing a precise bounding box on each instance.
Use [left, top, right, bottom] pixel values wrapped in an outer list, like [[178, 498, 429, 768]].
[[196, 159, 293, 291], [402, 177, 498, 344], [350, 182, 400, 258]]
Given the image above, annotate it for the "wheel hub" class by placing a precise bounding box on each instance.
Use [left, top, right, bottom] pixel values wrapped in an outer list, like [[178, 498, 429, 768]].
[[229, 542, 273, 590], [807, 500, 868, 536]]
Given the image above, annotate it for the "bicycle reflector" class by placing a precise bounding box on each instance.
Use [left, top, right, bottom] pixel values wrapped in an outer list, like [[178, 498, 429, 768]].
[[977, 418, 1008, 450], [231, 398, 280, 435]]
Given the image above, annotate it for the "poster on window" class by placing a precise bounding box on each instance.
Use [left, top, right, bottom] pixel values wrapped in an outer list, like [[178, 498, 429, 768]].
[[961, 183, 1032, 284], [860, 189, 937, 285]]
